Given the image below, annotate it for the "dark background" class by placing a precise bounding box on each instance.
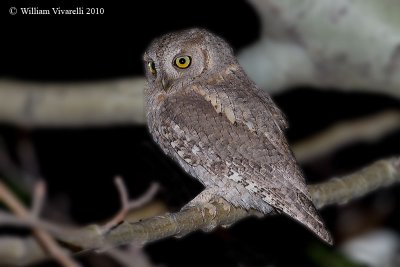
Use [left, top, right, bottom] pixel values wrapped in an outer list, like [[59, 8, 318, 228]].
[[2, 0, 400, 266]]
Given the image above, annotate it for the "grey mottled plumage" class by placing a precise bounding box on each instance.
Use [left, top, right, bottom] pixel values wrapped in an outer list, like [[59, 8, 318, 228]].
[[143, 28, 332, 244]]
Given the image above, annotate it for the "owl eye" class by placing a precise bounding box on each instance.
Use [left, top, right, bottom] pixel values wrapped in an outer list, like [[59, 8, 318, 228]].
[[174, 56, 191, 69], [148, 61, 157, 75]]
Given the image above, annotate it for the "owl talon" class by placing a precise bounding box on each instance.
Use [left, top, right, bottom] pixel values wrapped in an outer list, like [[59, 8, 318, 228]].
[[216, 197, 231, 212], [181, 202, 218, 232], [203, 202, 217, 218], [181, 202, 217, 218], [221, 223, 232, 229]]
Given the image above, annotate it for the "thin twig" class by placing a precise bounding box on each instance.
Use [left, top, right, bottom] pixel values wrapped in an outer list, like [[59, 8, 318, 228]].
[[31, 180, 46, 218], [127, 183, 160, 210], [0, 180, 81, 267], [0, 210, 71, 234], [102, 176, 160, 231], [115, 176, 130, 208], [102, 176, 130, 231]]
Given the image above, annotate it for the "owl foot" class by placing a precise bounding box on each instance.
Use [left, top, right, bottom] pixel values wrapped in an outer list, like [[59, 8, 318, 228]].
[[180, 202, 218, 233], [181, 201, 217, 218], [181, 187, 221, 218], [214, 197, 234, 228], [202, 202, 217, 218], [216, 197, 231, 212]]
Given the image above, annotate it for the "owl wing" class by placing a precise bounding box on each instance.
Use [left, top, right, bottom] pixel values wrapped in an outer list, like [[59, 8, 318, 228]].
[[159, 90, 332, 244], [192, 75, 307, 198], [251, 84, 288, 130], [192, 69, 288, 131]]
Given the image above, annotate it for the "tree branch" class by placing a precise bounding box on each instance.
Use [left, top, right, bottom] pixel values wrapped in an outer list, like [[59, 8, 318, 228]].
[[83, 158, 400, 251], [0, 236, 49, 266], [0, 180, 81, 267], [0, 78, 145, 127], [293, 110, 400, 163], [309, 157, 400, 208], [102, 176, 159, 232], [0, 157, 399, 266]]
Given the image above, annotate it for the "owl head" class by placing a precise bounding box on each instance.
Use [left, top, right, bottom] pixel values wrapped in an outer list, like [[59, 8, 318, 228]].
[[143, 28, 236, 92]]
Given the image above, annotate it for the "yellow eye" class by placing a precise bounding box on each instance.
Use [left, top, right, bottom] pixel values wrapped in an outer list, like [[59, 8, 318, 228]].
[[148, 61, 156, 75], [174, 56, 191, 69]]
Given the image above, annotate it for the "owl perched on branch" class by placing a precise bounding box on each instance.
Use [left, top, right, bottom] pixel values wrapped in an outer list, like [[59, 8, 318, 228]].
[[143, 28, 332, 245]]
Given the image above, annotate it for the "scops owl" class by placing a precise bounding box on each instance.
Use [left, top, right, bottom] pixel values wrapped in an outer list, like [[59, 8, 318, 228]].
[[143, 28, 332, 244]]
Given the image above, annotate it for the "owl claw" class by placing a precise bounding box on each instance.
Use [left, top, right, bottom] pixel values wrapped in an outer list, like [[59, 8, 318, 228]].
[[181, 202, 217, 218], [216, 197, 231, 212], [203, 202, 217, 218], [181, 201, 218, 232]]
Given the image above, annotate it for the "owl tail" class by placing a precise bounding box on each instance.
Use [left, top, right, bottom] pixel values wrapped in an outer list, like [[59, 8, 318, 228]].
[[286, 196, 333, 245], [301, 207, 333, 245]]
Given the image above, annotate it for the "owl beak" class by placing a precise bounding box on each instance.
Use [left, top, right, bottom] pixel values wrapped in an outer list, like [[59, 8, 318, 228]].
[[161, 77, 170, 91]]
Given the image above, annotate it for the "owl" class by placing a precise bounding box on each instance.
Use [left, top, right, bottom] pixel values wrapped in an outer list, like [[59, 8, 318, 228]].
[[143, 28, 332, 245]]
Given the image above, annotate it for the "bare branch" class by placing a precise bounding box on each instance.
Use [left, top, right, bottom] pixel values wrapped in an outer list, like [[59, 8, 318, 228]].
[[19, 158, 400, 249], [0, 180, 81, 267], [0, 211, 71, 234], [0, 157, 399, 266], [115, 176, 130, 210], [0, 237, 154, 267], [127, 183, 160, 210], [31, 180, 46, 218], [309, 157, 400, 208], [102, 177, 160, 232], [0, 236, 48, 266], [0, 181, 28, 216], [293, 110, 400, 163], [0, 78, 145, 127]]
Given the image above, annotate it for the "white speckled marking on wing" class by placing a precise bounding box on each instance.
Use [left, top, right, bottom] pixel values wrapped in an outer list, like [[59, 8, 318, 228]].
[[227, 171, 243, 182]]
